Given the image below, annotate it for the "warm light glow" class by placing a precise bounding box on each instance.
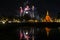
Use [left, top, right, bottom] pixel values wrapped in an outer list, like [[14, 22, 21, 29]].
[[45, 27, 51, 37], [44, 11, 52, 22], [45, 27, 51, 32], [35, 20, 38, 22], [45, 15, 51, 22], [2, 21, 6, 24], [12, 19, 21, 23], [6, 19, 8, 21], [28, 20, 34, 22]]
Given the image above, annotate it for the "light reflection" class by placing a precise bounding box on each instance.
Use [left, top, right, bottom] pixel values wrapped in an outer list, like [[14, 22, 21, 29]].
[[19, 27, 34, 40]]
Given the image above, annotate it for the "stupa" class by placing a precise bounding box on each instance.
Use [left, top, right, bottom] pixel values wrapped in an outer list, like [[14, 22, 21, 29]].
[[44, 11, 52, 22]]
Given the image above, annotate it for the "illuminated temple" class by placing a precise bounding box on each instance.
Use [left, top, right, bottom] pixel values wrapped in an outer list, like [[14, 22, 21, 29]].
[[43, 11, 53, 22]]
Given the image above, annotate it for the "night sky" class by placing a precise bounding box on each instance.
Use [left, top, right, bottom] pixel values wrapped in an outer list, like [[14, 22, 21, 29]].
[[0, 0, 60, 17]]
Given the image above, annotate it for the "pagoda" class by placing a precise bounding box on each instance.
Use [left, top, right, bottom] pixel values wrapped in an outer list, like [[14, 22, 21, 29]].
[[44, 11, 53, 22]]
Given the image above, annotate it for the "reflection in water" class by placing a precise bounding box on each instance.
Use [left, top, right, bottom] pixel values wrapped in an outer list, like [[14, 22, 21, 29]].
[[17, 27, 60, 40], [19, 27, 34, 40], [34, 27, 60, 40], [45, 27, 51, 37]]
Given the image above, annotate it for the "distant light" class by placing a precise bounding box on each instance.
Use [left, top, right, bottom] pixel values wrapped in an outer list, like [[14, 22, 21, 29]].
[[35, 20, 38, 22], [26, 11, 28, 14], [28, 20, 34, 22], [8, 21, 12, 23], [2, 21, 5, 24], [26, 32, 28, 35], [17, 21, 20, 23]]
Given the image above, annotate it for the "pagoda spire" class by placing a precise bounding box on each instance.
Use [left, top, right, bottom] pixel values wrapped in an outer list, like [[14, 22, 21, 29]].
[[46, 11, 49, 16], [44, 11, 51, 22]]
